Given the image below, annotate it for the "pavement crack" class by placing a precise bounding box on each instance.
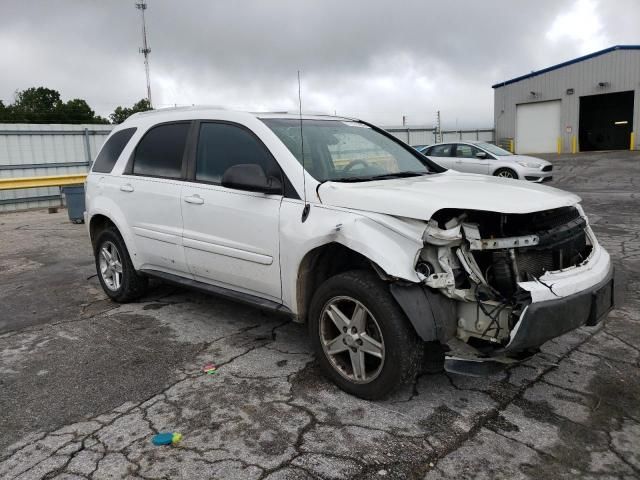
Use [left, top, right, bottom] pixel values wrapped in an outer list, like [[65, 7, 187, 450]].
[[602, 330, 640, 354], [425, 321, 605, 467]]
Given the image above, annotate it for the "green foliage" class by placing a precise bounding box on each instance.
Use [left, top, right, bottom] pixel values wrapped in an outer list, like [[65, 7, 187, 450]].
[[0, 87, 110, 124], [109, 99, 152, 124]]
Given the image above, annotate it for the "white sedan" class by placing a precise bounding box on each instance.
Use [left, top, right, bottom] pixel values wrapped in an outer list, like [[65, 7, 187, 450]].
[[420, 141, 553, 182]]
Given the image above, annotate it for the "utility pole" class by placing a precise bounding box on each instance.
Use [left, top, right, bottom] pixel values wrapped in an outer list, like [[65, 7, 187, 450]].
[[436, 110, 442, 143], [135, 1, 152, 108]]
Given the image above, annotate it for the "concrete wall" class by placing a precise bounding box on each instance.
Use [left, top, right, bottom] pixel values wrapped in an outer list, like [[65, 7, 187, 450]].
[[494, 48, 640, 152]]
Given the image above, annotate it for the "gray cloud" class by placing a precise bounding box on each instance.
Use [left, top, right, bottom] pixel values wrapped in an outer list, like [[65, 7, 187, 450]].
[[1, 0, 638, 127]]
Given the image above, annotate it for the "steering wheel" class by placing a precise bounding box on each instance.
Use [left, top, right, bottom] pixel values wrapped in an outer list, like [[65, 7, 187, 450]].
[[342, 159, 369, 173]]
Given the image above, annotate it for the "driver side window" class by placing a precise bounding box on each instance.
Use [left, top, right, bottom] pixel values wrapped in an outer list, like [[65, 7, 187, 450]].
[[454, 144, 480, 158], [195, 122, 281, 185]]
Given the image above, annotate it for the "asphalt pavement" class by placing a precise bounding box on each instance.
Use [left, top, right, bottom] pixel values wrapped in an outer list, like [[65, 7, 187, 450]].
[[1, 150, 638, 479]]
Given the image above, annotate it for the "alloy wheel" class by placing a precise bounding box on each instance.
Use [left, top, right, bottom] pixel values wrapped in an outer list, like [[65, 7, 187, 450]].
[[319, 296, 385, 384], [99, 240, 123, 291]]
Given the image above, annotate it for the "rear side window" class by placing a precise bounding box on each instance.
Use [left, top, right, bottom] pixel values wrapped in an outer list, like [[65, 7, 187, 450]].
[[132, 122, 190, 178], [195, 122, 281, 184], [429, 144, 453, 157], [92, 128, 136, 173]]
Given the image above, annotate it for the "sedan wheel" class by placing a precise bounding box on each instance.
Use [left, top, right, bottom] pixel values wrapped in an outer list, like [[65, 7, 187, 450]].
[[319, 296, 385, 384], [495, 168, 517, 179]]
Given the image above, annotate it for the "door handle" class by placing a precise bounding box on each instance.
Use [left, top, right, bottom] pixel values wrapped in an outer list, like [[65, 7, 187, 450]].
[[120, 184, 134, 192], [184, 194, 204, 205]]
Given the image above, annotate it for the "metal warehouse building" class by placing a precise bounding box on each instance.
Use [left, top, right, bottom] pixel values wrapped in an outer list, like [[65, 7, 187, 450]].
[[493, 45, 639, 154]]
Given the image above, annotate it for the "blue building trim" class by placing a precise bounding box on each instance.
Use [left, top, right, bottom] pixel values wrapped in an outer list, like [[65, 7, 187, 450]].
[[492, 45, 640, 89]]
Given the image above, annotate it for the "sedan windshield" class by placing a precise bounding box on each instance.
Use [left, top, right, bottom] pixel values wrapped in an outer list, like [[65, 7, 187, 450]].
[[476, 142, 513, 156], [261, 118, 442, 182]]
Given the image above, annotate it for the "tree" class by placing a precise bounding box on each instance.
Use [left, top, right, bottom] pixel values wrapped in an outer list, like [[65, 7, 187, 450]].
[[0, 100, 7, 122], [11, 87, 62, 123], [1, 87, 109, 124], [60, 99, 109, 124], [109, 99, 152, 124]]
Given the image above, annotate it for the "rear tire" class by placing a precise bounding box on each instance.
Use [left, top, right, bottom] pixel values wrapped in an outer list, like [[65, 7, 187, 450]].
[[308, 270, 423, 400], [494, 167, 518, 179], [94, 227, 148, 302]]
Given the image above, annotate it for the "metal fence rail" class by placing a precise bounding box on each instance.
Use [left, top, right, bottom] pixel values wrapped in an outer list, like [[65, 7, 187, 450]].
[[0, 123, 495, 212], [383, 126, 495, 146]]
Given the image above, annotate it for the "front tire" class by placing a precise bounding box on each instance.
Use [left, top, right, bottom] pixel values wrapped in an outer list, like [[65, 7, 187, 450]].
[[94, 227, 148, 302], [494, 167, 518, 179], [308, 270, 423, 399]]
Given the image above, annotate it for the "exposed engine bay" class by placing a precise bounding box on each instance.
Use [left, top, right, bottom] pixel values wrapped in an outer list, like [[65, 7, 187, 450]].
[[417, 206, 594, 353]]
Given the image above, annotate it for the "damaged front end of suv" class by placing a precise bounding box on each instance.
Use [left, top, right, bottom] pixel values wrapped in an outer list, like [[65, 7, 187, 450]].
[[394, 204, 614, 361]]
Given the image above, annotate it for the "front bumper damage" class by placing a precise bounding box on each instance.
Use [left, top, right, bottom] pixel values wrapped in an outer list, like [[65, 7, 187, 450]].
[[498, 261, 613, 353], [391, 205, 615, 364]]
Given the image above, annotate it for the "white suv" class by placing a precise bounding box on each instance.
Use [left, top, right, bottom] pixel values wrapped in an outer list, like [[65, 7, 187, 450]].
[[86, 107, 614, 399]]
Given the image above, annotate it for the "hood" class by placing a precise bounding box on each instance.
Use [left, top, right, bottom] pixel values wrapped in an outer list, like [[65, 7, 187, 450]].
[[506, 154, 552, 165], [318, 171, 580, 220]]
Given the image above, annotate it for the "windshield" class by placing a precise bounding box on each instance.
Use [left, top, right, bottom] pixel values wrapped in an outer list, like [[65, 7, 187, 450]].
[[476, 142, 513, 156], [261, 118, 442, 182]]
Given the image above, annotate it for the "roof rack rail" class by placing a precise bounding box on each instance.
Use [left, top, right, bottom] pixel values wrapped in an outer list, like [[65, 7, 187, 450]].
[[128, 105, 228, 119]]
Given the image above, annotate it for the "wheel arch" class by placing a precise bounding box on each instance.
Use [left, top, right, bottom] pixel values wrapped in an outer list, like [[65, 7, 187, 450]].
[[87, 207, 139, 269], [295, 242, 379, 323]]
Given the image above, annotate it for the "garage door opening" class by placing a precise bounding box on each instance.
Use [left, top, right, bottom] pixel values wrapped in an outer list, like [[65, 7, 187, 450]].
[[579, 91, 634, 151]]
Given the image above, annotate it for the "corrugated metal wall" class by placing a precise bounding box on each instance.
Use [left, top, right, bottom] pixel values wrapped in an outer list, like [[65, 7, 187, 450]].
[[0, 124, 113, 212], [494, 48, 640, 152]]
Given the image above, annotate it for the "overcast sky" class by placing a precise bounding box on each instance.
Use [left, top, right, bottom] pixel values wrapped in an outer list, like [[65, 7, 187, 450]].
[[1, 0, 638, 127]]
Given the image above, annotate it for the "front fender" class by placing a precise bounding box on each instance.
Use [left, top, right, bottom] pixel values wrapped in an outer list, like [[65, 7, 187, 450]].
[[279, 200, 426, 314]]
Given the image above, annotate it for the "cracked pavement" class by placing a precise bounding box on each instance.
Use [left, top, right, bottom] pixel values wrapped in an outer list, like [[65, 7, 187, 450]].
[[1, 151, 639, 479]]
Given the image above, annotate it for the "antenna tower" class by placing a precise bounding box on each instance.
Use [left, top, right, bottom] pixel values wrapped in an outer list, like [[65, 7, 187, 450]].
[[135, 1, 153, 108]]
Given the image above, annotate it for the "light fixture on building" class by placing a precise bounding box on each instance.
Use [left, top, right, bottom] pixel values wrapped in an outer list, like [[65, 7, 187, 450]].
[[566, 88, 574, 95], [597, 82, 610, 88], [614, 120, 629, 125], [529, 91, 538, 97]]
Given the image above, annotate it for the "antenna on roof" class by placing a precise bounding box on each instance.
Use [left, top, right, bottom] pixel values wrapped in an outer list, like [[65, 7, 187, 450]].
[[298, 71, 310, 222]]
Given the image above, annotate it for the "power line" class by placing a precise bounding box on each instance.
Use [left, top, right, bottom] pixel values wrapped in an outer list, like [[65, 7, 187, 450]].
[[135, 1, 152, 108]]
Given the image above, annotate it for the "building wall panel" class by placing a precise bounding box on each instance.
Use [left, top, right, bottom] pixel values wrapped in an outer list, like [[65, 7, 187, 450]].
[[494, 48, 640, 152]]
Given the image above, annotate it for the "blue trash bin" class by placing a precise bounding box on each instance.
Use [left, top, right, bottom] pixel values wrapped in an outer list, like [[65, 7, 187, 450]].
[[62, 185, 86, 224]]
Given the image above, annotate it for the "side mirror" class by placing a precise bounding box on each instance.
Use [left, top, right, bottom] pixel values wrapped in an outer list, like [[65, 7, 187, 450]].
[[221, 164, 282, 194], [476, 151, 488, 159]]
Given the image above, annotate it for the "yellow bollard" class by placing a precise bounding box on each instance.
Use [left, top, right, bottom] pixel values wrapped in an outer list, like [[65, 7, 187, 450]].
[[631, 132, 636, 151], [571, 135, 577, 154], [557, 137, 562, 154]]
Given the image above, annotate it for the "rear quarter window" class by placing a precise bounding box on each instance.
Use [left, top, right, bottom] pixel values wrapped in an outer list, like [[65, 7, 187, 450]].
[[92, 128, 137, 173]]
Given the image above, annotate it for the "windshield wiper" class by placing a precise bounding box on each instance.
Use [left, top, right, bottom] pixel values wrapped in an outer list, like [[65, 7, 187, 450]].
[[325, 171, 430, 183], [367, 171, 431, 180]]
